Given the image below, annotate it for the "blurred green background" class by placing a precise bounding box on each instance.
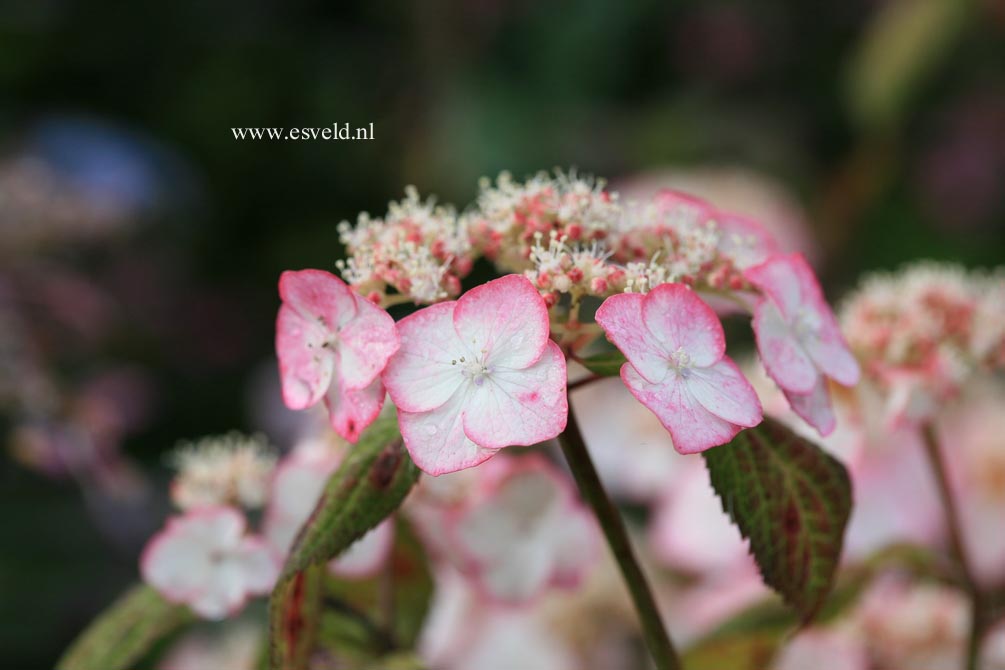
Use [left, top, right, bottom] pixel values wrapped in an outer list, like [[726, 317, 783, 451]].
[[1, 0, 1003, 667]]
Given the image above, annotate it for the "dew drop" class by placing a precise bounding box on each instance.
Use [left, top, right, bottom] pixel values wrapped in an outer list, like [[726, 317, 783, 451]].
[[425, 424, 439, 436]]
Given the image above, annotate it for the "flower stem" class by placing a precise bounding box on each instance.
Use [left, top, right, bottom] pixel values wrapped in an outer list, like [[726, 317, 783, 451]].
[[557, 398, 681, 670], [921, 423, 984, 670]]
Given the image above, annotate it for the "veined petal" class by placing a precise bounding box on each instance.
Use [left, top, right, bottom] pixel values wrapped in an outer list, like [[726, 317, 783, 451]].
[[621, 363, 744, 454], [716, 212, 778, 270], [324, 375, 385, 443], [687, 358, 763, 428], [281, 269, 359, 329], [595, 292, 669, 383], [398, 393, 498, 476], [337, 293, 400, 390], [803, 322, 861, 387], [462, 341, 568, 450], [784, 377, 837, 436], [641, 283, 725, 367], [383, 301, 466, 413], [453, 274, 550, 370], [278, 269, 357, 331], [745, 253, 804, 319], [276, 304, 335, 410], [752, 297, 818, 394]]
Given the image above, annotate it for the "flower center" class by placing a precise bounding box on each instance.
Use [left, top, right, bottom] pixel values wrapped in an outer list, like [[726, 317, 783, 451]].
[[452, 355, 492, 387], [668, 346, 692, 377], [793, 307, 822, 339]]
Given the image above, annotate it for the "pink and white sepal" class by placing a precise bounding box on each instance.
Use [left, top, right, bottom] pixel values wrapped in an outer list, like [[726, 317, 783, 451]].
[[745, 253, 860, 436], [140, 506, 281, 620], [444, 453, 598, 605], [275, 269, 400, 443], [595, 282, 763, 454], [382, 274, 568, 476]]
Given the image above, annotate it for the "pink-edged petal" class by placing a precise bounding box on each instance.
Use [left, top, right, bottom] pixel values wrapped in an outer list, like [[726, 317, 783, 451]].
[[687, 357, 763, 428], [329, 519, 394, 579], [140, 507, 246, 602], [641, 283, 725, 367], [595, 292, 669, 383], [784, 377, 836, 436], [803, 319, 861, 388], [621, 363, 743, 454], [453, 274, 550, 370], [337, 293, 400, 390], [234, 536, 282, 593], [383, 301, 466, 413], [715, 212, 779, 270], [324, 375, 385, 443], [751, 297, 818, 394], [278, 269, 357, 331], [276, 304, 335, 410], [462, 341, 568, 450], [398, 393, 498, 476], [744, 253, 804, 319]]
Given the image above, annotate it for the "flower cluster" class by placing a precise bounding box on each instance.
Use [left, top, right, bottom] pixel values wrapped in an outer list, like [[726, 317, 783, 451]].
[[143, 436, 283, 620], [466, 171, 620, 273], [169, 432, 275, 510], [336, 187, 475, 305], [282, 169, 861, 468], [840, 262, 1005, 425]]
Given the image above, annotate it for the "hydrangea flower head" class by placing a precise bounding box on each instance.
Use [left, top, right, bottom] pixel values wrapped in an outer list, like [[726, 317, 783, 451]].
[[383, 274, 568, 475], [745, 253, 859, 435], [276, 269, 399, 442], [840, 262, 1005, 426], [595, 282, 763, 453], [140, 506, 280, 620]]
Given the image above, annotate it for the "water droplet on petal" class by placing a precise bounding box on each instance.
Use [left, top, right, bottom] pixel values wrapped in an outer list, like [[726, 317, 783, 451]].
[[425, 424, 439, 436]]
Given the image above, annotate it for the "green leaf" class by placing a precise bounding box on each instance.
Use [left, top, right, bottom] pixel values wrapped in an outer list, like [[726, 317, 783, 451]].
[[57, 584, 192, 670], [703, 418, 852, 623], [578, 350, 626, 377], [269, 417, 420, 670]]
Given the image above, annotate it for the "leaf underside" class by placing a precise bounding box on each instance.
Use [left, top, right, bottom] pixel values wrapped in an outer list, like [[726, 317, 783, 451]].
[[269, 417, 421, 670], [703, 417, 852, 623]]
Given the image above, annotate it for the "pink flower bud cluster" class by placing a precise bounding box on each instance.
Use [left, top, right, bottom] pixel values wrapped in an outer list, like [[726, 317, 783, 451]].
[[336, 171, 784, 311], [336, 187, 475, 305], [840, 263, 1005, 423]]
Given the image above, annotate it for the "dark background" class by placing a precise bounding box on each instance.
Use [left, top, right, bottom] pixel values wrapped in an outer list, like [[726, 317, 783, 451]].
[[1, 1, 1003, 667]]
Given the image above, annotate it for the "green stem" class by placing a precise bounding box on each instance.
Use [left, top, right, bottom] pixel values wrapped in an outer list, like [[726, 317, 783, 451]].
[[921, 423, 983, 670], [557, 397, 681, 670]]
